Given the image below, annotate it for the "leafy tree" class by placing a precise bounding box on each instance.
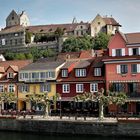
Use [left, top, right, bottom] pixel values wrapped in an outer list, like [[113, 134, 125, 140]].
[[0, 92, 17, 111], [73, 88, 127, 120], [62, 35, 93, 52], [54, 27, 64, 40], [26, 93, 60, 117], [25, 31, 32, 44], [93, 32, 111, 50]]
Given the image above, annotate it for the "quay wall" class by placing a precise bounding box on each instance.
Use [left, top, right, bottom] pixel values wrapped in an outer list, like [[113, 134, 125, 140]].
[[0, 118, 140, 137]]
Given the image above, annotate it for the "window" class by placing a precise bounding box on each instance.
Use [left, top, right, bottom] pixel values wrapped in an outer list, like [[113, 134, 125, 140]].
[[40, 72, 46, 79], [7, 72, 14, 79], [8, 84, 15, 92], [133, 48, 139, 55], [120, 65, 128, 74], [113, 83, 123, 92], [131, 64, 140, 73], [90, 83, 98, 92], [116, 49, 122, 56], [19, 73, 29, 80], [0, 85, 4, 92], [98, 22, 100, 25], [131, 64, 137, 73], [75, 69, 86, 77], [76, 84, 84, 93], [48, 71, 55, 78], [94, 68, 101, 76], [112, 48, 125, 57], [20, 85, 29, 93], [61, 69, 68, 77], [40, 84, 51, 92], [32, 72, 39, 79], [62, 84, 70, 93]]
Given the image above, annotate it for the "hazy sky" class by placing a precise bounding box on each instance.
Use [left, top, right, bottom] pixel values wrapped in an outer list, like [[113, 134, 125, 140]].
[[0, 0, 139, 33]]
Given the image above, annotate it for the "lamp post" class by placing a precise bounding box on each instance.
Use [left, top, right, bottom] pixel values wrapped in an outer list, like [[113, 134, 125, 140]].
[[59, 96, 62, 119]]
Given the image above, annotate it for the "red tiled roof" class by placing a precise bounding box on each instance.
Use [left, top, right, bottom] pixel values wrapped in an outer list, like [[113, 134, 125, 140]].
[[57, 57, 105, 82], [0, 60, 32, 71], [125, 32, 140, 44], [0, 25, 25, 34], [0, 60, 32, 82], [27, 22, 89, 34], [0, 67, 5, 73], [103, 17, 121, 26]]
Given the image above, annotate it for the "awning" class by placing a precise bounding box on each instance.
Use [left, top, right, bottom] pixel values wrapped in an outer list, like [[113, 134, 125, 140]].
[[109, 80, 140, 83]]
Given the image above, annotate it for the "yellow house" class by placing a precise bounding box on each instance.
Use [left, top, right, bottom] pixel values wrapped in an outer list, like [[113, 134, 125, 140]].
[[18, 60, 65, 110]]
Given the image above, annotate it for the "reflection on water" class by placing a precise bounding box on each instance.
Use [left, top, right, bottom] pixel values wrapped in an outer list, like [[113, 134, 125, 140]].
[[0, 131, 139, 140]]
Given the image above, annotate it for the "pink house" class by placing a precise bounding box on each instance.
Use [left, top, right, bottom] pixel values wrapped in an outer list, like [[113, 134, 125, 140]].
[[104, 31, 140, 114]]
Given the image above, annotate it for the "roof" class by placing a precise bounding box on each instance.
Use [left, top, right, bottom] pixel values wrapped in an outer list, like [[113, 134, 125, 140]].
[[9, 65, 19, 72], [0, 60, 32, 71], [0, 25, 25, 34], [61, 61, 78, 69], [20, 61, 64, 71], [0, 67, 5, 73], [27, 22, 89, 34], [125, 32, 140, 44], [57, 50, 93, 61], [57, 57, 105, 82], [103, 17, 121, 26], [92, 57, 104, 67], [74, 59, 92, 68]]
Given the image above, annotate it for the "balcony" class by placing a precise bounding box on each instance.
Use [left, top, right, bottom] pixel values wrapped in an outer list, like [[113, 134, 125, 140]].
[[25, 79, 46, 83], [127, 92, 140, 98]]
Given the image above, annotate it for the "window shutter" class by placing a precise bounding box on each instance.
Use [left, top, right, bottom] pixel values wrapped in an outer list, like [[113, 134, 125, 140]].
[[47, 84, 51, 92], [40, 84, 43, 92], [112, 49, 116, 56], [139, 48, 140, 55], [122, 48, 125, 56], [128, 48, 133, 56], [137, 64, 140, 73], [117, 65, 121, 74]]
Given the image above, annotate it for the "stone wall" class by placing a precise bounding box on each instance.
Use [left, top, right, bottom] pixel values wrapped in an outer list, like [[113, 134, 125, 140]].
[[0, 118, 140, 136]]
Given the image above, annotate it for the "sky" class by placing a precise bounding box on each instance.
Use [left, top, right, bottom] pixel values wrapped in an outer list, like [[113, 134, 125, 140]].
[[0, 0, 140, 33]]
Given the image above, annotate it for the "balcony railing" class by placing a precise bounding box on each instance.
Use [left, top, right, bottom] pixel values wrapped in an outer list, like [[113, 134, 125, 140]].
[[127, 92, 140, 98]]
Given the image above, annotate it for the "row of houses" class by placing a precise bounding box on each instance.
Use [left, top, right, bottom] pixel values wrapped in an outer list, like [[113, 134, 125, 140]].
[[0, 31, 140, 115]]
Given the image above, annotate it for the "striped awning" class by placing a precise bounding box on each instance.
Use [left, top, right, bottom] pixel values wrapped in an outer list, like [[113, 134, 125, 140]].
[[109, 80, 140, 83]]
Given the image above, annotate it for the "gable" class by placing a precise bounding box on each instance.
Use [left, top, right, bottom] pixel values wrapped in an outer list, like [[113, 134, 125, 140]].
[[6, 10, 19, 21]]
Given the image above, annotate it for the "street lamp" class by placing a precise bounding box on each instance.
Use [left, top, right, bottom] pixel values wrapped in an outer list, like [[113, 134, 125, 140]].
[[59, 96, 62, 119]]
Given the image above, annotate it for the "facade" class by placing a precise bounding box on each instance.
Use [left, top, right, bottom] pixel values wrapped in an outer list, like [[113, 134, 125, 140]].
[[0, 60, 32, 110], [18, 60, 65, 111], [104, 31, 140, 114], [56, 57, 105, 114], [90, 14, 121, 37]]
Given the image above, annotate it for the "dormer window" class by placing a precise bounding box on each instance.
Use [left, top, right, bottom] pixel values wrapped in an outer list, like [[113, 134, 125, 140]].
[[94, 68, 101, 76], [61, 69, 68, 77], [75, 69, 86, 77], [7, 72, 14, 79]]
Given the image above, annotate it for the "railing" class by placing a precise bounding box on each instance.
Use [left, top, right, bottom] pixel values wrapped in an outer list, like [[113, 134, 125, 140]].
[[127, 92, 140, 98]]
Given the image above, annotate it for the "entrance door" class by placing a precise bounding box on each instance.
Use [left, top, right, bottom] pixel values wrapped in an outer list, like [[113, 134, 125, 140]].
[[22, 101, 26, 111]]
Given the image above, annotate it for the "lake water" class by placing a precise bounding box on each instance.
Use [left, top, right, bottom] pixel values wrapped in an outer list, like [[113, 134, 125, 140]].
[[0, 131, 139, 140]]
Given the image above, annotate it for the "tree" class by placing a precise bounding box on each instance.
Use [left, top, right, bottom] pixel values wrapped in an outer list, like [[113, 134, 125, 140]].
[[54, 27, 64, 41], [62, 35, 93, 52], [25, 53, 33, 60], [93, 32, 111, 50], [73, 88, 127, 120], [0, 92, 17, 112], [25, 31, 32, 44], [26, 93, 60, 118]]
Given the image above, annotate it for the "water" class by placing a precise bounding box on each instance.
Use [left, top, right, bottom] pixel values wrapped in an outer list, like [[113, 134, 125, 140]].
[[0, 132, 139, 140]]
